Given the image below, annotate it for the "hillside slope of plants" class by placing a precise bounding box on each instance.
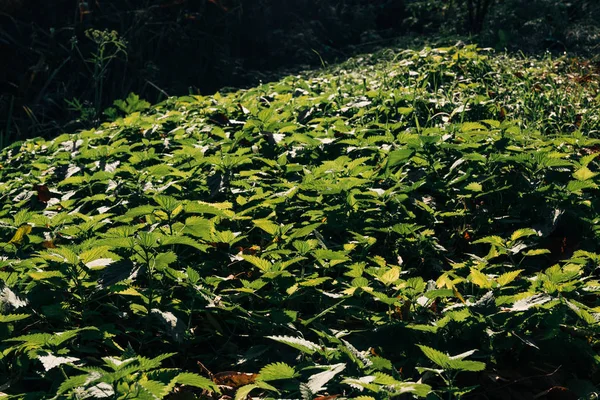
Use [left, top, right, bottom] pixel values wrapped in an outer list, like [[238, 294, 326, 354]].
[[1, 45, 600, 399]]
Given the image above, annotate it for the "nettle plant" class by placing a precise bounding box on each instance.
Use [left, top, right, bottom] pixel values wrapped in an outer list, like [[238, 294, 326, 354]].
[[1, 44, 600, 399]]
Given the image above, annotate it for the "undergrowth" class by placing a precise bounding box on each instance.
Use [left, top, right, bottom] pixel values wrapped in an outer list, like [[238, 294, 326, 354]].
[[1, 45, 600, 399]]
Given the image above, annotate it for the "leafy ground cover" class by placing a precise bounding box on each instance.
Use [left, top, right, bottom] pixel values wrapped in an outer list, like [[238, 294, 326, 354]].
[[1, 44, 600, 399]]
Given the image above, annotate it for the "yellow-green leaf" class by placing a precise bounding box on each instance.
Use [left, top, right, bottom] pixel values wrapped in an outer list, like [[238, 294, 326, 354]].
[[379, 267, 401, 286], [496, 269, 523, 287], [573, 166, 597, 181], [469, 268, 493, 289], [465, 182, 482, 192], [8, 224, 32, 245]]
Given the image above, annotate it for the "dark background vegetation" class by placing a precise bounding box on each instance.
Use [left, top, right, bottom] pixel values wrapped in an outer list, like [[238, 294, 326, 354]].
[[1, 0, 599, 147]]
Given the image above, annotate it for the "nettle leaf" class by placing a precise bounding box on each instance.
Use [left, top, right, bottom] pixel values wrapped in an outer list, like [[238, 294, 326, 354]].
[[386, 149, 414, 171], [567, 179, 597, 193], [38, 353, 80, 371], [160, 235, 208, 251], [267, 335, 321, 355], [288, 223, 322, 240], [242, 254, 272, 272], [378, 266, 400, 286], [56, 373, 97, 396], [496, 269, 523, 287], [0, 287, 28, 309], [184, 216, 213, 240], [472, 235, 504, 247], [258, 362, 296, 381], [0, 313, 31, 323], [510, 228, 538, 242], [235, 384, 260, 400], [41, 247, 79, 265], [306, 363, 346, 393], [125, 205, 156, 219], [508, 293, 553, 311], [138, 379, 169, 399], [417, 345, 485, 372], [464, 182, 482, 192], [253, 219, 279, 235], [8, 224, 32, 245], [573, 166, 597, 181], [469, 268, 493, 289], [176, 372, 220, 392], [154, 194, 183, 215]]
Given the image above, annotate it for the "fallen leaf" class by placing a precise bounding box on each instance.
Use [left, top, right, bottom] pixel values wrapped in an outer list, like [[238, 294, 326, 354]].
[[212, 371, 258, 388]]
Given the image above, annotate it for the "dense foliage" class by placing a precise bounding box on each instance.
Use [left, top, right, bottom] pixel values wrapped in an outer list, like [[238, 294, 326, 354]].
[[2, 45, 600, 398]]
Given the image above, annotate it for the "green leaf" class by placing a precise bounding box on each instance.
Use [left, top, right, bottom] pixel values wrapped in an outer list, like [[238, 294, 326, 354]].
[[573, 166, 597, 181], [8, 224, 32, 245], [469, 268, 493, 289], [288, 223, 322, 240], [418, 345, 485, 372], [0, 313, 31, 323], [56, 374, 96, 395], [418, 345, 452, 369], [253, 219, 279, 235], [267, 335, 321, 355], [258, 362, 296, 381], [138, 380, 169, 399], [235, 384, 259, 400], [306, 363, 346, 393], [523, 248, 551, 256], [379, 266, 400, 286], [242, 255, 273, 272], [386, 149, 413, 171], [567, 179, 598, 192], [175, 373, 220, 393], [510, 228, 538, 242], [464, 182, 482, 192], [496, 270, 523, 286], [160, 235, 208, 252]]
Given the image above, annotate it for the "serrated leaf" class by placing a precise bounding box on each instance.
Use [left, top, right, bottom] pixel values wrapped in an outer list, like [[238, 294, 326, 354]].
[[0, 287, 27, 309], [496, 270, 523, 286], [306, 363, 346, 393], [267, 335, 321, 354], [258, 362, 296, 381], [235, 384, 259, 400], [386, 149, 413, 171], [288, 223, 322, 240], [0, 313, 31, 323], [138, 379, 169, 399], [85, 258, 114, 269], [472, 235, 504, 246], [242, 255, 272, 272], [510, 228, 538, 242], [56, 373, 95, 395], [253, 219, 279, 235], [508, 294, 553, 311], [464, 182, 482, 192], [469, 268, 493, 289], [523, 248, 551, 256], [160, 235, 208, 252], [418, 345, 485, 372], [38, 354, 80, 371], [379, 267, 400, 286], [8, 224, 32, 245], [573, 166, 597, 181], [176, 373, 220, 392], [567, 179, 597, 192], [418, 345, 452, 369]]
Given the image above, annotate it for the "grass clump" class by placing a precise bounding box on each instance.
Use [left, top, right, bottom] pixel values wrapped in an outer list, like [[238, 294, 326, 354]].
[[1, 44, 600, 399]]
